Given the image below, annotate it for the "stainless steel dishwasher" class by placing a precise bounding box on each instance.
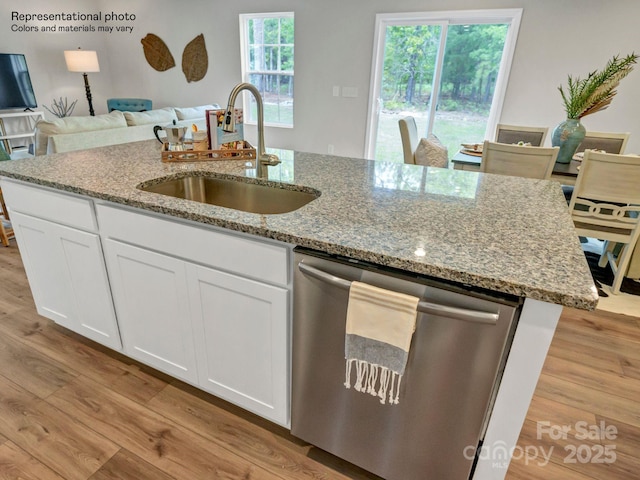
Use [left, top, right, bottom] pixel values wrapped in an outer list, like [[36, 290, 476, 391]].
[[291, 248, 522, 480]]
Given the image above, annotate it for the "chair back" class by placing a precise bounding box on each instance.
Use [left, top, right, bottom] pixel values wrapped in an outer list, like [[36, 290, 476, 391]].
[[107, 98, 153, 112], [398, 116, 419, 164], [569, 150, 640, 218], [495, 124, 548, 146], [575, 131, 630, 155], [569, 151, 640, 293], [480, 140, 558, 179], [569, 152, 640, 240]]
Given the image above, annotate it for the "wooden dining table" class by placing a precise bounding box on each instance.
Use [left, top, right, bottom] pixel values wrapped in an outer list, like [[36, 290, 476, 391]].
[[451, 150, 581, 185]]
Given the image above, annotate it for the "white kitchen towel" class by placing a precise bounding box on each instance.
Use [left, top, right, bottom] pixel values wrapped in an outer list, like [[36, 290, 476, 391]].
[[344, 281, 419, 405]]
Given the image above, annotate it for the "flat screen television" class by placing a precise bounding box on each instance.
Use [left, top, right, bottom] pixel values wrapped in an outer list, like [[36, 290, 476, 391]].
[[0, 53, 37, 110]]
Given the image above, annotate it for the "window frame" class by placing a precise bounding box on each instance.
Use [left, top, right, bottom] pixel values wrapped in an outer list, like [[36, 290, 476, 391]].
[[239, 12, 295, 129], [364, 9, 523, 159]]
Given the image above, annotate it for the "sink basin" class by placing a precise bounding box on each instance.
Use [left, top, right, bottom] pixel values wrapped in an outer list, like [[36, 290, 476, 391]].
[[138, 174, 319, 214]]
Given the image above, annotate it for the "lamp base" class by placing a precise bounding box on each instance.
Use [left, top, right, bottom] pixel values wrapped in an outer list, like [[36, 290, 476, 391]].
[[83, 73, 95, 116]]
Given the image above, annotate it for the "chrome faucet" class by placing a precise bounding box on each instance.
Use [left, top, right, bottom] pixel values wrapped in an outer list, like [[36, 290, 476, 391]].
[[223, 83, 280, 178]]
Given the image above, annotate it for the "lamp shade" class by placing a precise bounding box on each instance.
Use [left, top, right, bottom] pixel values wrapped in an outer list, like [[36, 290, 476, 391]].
[[64, 49, 100, 73]]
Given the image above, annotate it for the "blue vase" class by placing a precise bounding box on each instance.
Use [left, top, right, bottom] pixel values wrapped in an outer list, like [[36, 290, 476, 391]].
[[551, 118, 586, 164]]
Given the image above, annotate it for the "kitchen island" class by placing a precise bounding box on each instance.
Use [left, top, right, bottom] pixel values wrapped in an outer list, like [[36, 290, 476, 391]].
[[0, 139, 597, 480]]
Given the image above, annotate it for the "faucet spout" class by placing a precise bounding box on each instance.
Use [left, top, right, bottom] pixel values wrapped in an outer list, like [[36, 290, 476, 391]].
[[223, 82, 280, 178]]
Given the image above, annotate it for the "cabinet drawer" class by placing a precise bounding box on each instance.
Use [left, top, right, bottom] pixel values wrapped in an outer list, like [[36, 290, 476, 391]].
[[1, 180, 97, 232], [96, 203, 290, 286]]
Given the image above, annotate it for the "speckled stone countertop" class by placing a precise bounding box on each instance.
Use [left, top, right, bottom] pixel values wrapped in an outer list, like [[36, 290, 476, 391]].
[[0, 140, 598, 310]]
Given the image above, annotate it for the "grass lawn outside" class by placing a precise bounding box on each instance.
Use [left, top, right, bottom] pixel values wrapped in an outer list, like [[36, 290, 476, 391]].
[[253, 100, 488, 165], [374, 109, 489, 164]]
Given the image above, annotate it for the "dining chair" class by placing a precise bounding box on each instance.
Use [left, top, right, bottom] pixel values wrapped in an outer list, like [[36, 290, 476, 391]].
[[495, 124, 549, 147], [562, 131, 630, 203], [398, 116, 419, 164], [398, 117, 449, 167], [480, 140, 559, 179], [568, 150, 640, 294], [575, 131, 630, 155]]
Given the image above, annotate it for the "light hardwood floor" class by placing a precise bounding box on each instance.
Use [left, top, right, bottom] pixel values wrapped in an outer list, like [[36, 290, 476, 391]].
[[0, 243, 638, 479]]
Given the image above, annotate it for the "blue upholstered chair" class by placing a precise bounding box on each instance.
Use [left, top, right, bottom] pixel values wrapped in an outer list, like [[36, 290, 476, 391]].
[[107, 98, 152, 112]]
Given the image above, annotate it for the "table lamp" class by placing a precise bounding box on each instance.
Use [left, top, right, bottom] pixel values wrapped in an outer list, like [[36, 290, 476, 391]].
[[64, 48, 100, 116]]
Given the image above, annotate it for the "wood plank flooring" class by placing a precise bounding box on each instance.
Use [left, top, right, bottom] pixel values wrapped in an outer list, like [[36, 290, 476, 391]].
[[0, 243, 639, 479], [507, 305, 640, 479]]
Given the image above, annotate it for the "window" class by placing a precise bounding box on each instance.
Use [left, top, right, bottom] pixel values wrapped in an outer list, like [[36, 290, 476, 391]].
[[365, 9, 522, 162], [240, 13, 294, 127]]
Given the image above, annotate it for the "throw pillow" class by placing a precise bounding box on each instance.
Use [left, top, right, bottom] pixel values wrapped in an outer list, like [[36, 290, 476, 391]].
[[175, 104, 220, 121], [414, 134, 449, 168], [123, 107, 178, 126]]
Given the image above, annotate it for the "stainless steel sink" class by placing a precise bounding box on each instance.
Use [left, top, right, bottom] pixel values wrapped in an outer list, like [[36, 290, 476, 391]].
[[138, 174, 319, 214]]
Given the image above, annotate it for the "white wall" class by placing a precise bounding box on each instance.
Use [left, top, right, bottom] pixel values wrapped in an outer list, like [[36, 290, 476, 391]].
[[2, 0, 639, 156]]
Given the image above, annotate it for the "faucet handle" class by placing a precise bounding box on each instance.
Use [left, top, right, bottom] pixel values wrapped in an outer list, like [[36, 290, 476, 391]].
[[260, 153, 281, 166], [222, 107, 236, 133]]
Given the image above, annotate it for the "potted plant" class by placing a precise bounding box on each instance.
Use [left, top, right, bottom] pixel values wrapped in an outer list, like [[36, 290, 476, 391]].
[[552, 53, 638, 163], [43, 97, 78, 118]]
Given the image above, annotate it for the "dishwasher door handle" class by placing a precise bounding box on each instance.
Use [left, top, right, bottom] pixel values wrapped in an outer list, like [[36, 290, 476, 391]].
[[298, 261, 499, 325]]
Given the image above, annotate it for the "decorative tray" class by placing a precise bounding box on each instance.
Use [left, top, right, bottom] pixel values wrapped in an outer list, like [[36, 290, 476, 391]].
[[161, 141, 256, 163]]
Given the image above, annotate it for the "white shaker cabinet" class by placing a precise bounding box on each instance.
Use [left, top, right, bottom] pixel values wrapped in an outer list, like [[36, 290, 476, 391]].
[[97, 204, 291, 427], [187, 263, 289, 424], [1, 181, 121, 350], [1, 181, 292, 427], [102, 240, 199, 383]]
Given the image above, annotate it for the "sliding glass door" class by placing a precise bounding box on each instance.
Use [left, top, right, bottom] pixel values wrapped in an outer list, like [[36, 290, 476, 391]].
[[365, 9, 522, 162]]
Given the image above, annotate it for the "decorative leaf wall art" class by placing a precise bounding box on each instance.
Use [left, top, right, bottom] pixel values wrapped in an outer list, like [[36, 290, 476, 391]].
[[182, 34, 208, 83], [141, 34, 176, 72], [139, 33, 209, 82]]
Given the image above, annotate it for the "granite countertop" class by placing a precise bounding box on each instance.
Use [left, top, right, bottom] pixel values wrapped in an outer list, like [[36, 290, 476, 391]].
[[0, 139, 598, 310]]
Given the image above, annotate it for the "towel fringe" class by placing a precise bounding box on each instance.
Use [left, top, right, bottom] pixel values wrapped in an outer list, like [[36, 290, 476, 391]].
[[344, 358, 356, 388], [354, 360, 369, 392], [378, 366, 390, 404], [394, 374, 403, 404], [366, 363, 378, 395], [388, 370, 396, 403], [345, 359, 404, 405]]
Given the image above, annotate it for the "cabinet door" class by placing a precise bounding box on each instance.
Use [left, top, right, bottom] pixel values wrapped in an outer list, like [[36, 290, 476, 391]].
[[187, 263, 289, 426], [11, 211, 121, 350], [103, 239, 198, 383]]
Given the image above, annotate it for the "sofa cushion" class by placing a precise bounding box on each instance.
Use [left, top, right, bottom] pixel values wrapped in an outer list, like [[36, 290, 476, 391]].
[[123, 107, 177, 126], [48, 124, 158, 154], [175, 104, 220, 121], [35, 111, 127, 156]]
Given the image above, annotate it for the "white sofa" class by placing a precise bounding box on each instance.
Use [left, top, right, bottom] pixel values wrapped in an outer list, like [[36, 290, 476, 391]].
[[35, 104, 219, 156]]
